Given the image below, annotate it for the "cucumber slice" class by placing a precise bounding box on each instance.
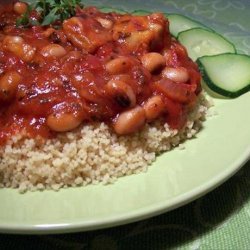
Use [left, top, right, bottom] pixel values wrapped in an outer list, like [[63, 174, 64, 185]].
[[197, 54, 250, 98], [166, 13, 211, 37], [178, 28, 236, 61], [98, 6, 128, 14], [132, 10, 151, 16]]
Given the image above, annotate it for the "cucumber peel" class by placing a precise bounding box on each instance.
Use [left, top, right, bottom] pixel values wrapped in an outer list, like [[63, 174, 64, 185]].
[[197, 54, 250, 98], [178, 28, 236, 61]]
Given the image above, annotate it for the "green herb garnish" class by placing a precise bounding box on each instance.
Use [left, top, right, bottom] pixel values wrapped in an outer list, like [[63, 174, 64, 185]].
[[16, 0, 84, 27]]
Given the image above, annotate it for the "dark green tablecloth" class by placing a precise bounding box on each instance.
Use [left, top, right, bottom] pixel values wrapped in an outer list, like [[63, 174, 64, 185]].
[[1, 160, 249, 249]]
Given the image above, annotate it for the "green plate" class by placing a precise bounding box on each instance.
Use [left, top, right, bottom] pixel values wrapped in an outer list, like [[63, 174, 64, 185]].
[[0, 0, 250, 234]]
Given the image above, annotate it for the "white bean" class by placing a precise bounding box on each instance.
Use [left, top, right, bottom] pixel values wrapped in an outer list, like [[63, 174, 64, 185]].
[[105, 57, 132, 75], [46, 112, 83, 132], [106, 79, 136, 108], [143, 95, 165, 121], [113, 106, 146, 135], [162, 67, 189, 83], [3, 36, 36, 62], [141, 52, 166, 73], [41, 44, 67, 58], [0, 71, 21, 101]]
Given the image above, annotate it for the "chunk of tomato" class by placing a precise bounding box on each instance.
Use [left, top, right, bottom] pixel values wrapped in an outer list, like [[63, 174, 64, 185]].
[[163, 96, 187, 129], [153, 79, 196, 104]]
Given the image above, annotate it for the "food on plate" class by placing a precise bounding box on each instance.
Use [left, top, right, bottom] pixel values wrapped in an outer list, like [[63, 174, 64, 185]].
[[134, 10, 250, 97], [0, 1, 212, 192]]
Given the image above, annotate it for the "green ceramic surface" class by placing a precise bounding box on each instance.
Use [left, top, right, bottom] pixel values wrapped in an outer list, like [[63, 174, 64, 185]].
[[0, 0, 249, 234]]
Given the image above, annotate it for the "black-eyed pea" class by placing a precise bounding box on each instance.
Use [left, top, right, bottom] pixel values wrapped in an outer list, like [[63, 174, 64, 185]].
[[113, 106, 146, 135], [3, 36, 36, 62], [143, 95, 165, 121], [41, 44, 67, 58], [46, 112, 83, 132], [0, 71, 21, 101], [106, 79, 136, 108], [141, 52, 166, 73], [162, 67, 189, 83], [105, 57, 132, 75]]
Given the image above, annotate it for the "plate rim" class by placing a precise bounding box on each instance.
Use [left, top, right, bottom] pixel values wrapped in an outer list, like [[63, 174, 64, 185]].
[[1, 0, 250, 235], [0, 146, 249, 234]]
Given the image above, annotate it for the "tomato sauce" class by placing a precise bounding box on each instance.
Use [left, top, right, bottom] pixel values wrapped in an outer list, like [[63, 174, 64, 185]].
[[0, 4, 201, 145]]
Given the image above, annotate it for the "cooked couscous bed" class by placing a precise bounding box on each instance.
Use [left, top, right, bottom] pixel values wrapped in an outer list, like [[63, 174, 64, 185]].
[[0, 2, 209, 192], [0, 94, 210, 192]]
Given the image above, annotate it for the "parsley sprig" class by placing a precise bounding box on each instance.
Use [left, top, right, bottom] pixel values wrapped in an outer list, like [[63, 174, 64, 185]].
[[16, 0, 84, 27]]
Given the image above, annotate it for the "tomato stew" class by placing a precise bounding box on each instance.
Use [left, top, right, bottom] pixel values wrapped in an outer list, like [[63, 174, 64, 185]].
[[0, 3, 201, 145]]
